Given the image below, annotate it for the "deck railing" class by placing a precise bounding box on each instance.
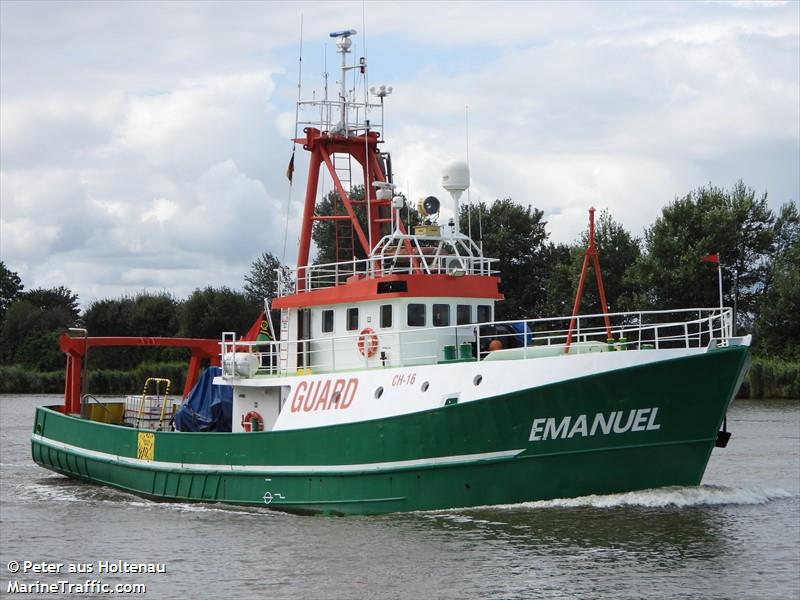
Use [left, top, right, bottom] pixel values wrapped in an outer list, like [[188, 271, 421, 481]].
[[220, 307, 734, 379], [278, 233, 499, 295]]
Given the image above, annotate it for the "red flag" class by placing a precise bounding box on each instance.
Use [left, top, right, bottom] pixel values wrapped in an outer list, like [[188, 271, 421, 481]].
[[286, 151, 295, 183], [701, 253, 719, 264]]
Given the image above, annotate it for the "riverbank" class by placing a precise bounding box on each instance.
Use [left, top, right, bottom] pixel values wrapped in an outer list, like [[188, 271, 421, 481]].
[[737, 356, 800, 399], [0, 362, 186, 395]]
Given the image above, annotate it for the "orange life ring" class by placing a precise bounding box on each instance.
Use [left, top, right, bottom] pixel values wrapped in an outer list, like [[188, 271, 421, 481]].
[[241, 410, 264, 432], [357, 327, 379, 358]]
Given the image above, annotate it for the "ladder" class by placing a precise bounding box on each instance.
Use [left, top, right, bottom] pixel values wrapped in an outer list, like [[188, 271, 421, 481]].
[[332, 152, 356, 271], [279, 309, 290, 375]]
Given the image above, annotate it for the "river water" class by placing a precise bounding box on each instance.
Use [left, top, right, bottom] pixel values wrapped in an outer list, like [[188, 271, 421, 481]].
[[1, 395, 798, 599]]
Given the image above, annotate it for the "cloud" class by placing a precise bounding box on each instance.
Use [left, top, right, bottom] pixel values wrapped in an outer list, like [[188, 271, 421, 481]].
[[1, 0, 797, 309]]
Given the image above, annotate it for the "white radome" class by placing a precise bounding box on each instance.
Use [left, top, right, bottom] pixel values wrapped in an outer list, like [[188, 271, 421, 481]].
[[442, 160, 470, 194]]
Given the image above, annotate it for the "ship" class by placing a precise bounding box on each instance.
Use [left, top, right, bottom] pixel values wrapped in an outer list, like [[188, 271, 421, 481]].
[[31, 29, 752, 515]]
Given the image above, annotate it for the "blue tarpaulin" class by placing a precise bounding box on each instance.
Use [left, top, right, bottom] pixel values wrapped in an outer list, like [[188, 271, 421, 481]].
[[173, 367, 232, 432], [510, 322, 534, 346]]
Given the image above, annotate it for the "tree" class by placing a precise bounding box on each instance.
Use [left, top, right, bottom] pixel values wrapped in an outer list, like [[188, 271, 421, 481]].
[[311, 186, 418, 265], [312, 185, 369, 265], [20, 286, 80, 321], [542, 210, 641, 318], [0, 261, 24, 324], [244, 252, 292, 304], [539, 242, 577, 318], [178, 287, 261, 339], [82, 293, 181, 369], [630, 182, 775, 330], [0, 285, 80, 368], [460, 199, 550, 320], [754, 201, 800, 358]]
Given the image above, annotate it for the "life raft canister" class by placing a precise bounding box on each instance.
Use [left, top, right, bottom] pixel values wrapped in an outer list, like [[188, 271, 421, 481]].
[[241, 410, 264, 432], [357, 327, 379, 358]]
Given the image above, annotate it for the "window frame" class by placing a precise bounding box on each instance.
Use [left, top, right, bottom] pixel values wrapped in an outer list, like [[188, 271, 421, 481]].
[[477, 304, 492, 323], [456, 304, 472, 325], [346, 307, 359, 331], [380, 304, 393, 329], [407, 303, 426, 327], [321, 309, 334, 333], [432, 303, 450, 327]]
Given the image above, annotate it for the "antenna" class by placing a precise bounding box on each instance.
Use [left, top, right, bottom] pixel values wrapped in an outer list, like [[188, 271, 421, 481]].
[[282, 13, 304, 263], [362, 2, 372, 253], [466, 105, 472, 240], [330, 29, 357, 134]]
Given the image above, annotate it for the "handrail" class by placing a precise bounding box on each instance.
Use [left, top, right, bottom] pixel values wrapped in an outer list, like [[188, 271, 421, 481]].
[[279, 253, 500, 296], [278, 231, 501, 296], [136, 378, 172, 430], [220, 307, 734, 379]]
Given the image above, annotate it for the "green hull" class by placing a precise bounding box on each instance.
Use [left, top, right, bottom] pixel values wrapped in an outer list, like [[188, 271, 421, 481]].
[[32, 346, 749, 515]]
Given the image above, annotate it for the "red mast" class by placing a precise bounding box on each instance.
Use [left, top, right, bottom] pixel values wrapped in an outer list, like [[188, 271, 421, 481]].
[[295, 128, 393, 290], [293, 30, 406, 292], [564, 207, 613, 352]]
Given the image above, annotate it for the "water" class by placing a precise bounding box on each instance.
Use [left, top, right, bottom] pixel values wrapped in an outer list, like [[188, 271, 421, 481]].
[[2, 395, 798, 599]]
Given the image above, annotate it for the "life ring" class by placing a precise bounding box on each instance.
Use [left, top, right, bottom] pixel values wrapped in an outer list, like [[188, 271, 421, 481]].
[[241, 410, 264, 432], [357, 327, 379, 358]]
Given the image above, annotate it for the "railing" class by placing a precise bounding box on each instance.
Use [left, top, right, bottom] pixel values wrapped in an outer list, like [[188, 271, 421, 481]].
[[278, 233, 500, 295], [296, 99, 384, 137], [475, 307, 734, 361], [220, 308, 735, 379]]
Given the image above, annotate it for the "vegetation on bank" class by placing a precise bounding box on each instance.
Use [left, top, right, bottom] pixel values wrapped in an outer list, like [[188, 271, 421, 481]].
[[1, 181, 797, 398], [0, 362, 187, 395]]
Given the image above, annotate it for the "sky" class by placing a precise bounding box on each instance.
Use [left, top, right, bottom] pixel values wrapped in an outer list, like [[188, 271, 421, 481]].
[[1, 0, 798, 308]]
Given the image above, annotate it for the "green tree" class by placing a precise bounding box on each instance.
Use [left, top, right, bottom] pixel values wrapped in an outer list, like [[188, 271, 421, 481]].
[[754, 201, 800, 358], [312, 186, 417, 265], [82, 293, 181, 369], [20, 286, 80, 321], [178, 287, 260, 339], [539, 242, 576, 318], [312, 186, 368, 265], [0, 285, 79, 368], [244, 252, 292, 303], [542, 210, 642, 318], [0, 261, 24, 324], [631, 182, 775, 329], [460, 199, 549, 320]]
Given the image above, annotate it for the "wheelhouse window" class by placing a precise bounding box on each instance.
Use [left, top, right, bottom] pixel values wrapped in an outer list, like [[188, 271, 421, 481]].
[[477, 304, 492, 323], [457, 304, 472, 325], [433, 304, 450, 327], [322, 309, 334, 333], [347, 307, 359, 331], [380, 304, 393, 328], [407, 303, 426, 327]]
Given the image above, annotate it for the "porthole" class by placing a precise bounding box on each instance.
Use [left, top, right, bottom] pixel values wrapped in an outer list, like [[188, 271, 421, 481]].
[[473, 374, 483, 386], [375, 386, 384, 399], [421, 381, 430, 392]]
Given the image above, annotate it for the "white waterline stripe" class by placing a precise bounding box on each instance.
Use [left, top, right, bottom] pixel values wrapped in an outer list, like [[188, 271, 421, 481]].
[[31, 434, 523, 474]]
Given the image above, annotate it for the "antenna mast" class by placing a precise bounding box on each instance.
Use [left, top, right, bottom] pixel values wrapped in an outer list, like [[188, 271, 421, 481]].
[[292, 28, 405, 292], [282, 13, 304, 264]]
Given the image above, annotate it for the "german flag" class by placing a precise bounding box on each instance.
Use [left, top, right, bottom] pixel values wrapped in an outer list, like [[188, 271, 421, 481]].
[[286, 150, 295, 184]]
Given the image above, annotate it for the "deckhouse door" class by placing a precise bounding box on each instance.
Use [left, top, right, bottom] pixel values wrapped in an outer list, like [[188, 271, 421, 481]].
[[297, 308, 311, 369]]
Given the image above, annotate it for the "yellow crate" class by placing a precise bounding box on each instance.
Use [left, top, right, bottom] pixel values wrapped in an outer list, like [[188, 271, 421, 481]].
[[414, 225, 441, 237], [86, 401, 125, 424]]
